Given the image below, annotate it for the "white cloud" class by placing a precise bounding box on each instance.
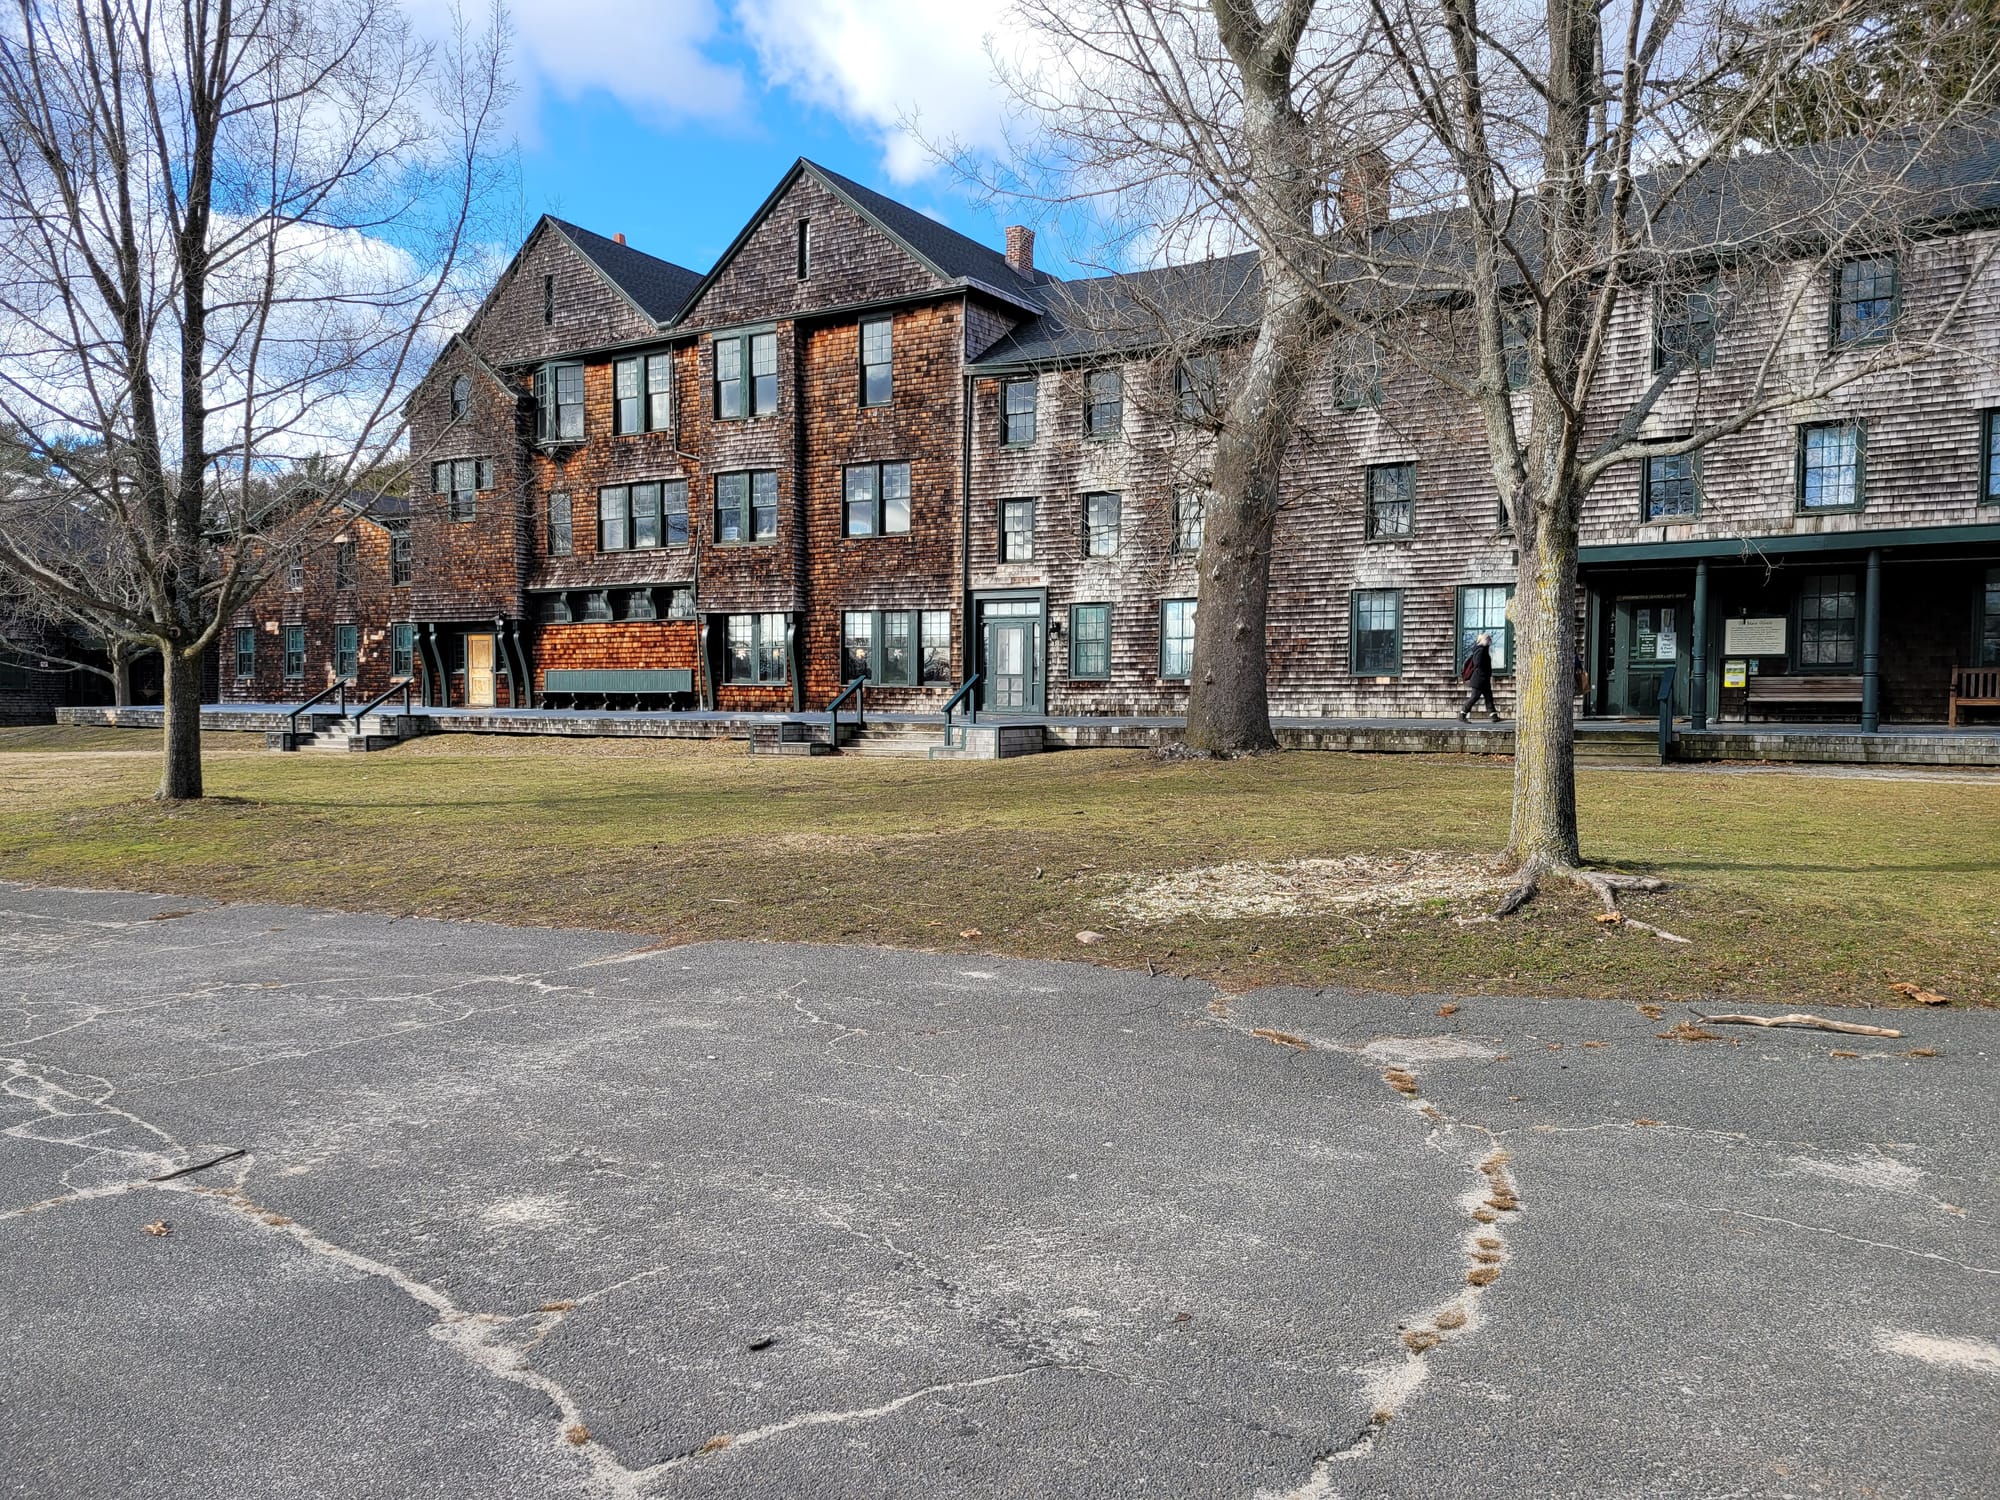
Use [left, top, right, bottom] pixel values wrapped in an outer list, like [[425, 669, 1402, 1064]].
[[516, 0, 746, 122], [734, 0, 1022, 182]]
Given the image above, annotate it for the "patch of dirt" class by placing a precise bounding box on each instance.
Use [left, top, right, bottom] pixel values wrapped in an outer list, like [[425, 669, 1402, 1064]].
[[1102, 850, 1512, 922]]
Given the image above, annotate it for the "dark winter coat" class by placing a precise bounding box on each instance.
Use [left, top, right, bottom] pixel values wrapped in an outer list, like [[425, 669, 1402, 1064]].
[[1461, 643, 1493, 688]]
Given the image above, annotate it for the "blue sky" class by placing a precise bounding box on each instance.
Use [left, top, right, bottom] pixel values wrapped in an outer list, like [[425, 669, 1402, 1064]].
[[487, 0, 1051, 281]]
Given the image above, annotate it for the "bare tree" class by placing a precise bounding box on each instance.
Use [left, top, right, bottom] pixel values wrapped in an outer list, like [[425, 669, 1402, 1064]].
[[992, 0, 1997, 901], [0, 0, 511, 798]]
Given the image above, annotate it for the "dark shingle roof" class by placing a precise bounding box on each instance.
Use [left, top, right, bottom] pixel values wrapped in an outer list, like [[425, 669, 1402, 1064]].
[[974, 114, 2000, 370], [806, 162, 1051, 306], [971, 252, 1260, 368], [549, 218, 705, 323]]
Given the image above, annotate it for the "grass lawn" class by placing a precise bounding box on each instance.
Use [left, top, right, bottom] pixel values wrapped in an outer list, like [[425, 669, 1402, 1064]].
[[1, 724, 1995, 1008]]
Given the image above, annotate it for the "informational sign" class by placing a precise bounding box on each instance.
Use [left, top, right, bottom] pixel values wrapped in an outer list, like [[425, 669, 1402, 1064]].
[[1724, 616, 1788, 656], [1654, 630, 1678, 661], [1722, 659, 1748, 689]]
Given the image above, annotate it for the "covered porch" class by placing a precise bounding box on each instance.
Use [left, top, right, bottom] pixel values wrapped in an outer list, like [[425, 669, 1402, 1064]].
[[1580, 523, 2000, 732]]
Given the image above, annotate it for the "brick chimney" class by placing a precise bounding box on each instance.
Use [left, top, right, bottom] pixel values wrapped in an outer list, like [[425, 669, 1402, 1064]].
[[613, 232, 626, 245], [1005, 225, 1035, 277], [1336, 148, 1392, 236]]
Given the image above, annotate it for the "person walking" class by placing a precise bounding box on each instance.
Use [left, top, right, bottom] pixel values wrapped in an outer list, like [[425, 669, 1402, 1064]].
[[1458, 632, 1501, 722]]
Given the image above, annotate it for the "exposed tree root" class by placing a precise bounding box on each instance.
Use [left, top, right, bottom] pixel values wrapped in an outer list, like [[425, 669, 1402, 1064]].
[[1494, 860, 1686, 942]]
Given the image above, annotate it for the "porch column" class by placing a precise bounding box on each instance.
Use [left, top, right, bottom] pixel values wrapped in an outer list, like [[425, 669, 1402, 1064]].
[[1861, 548, 1882, 733], [1690, 560, 1709, 732]]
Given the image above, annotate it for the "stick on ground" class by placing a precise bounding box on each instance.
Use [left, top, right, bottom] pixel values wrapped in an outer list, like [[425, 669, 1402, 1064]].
[[1696, 1013, 1903, 1038]]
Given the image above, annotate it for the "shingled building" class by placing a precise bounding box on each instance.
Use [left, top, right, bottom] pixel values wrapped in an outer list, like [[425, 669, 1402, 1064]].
[[221, 151, 2000, 730]]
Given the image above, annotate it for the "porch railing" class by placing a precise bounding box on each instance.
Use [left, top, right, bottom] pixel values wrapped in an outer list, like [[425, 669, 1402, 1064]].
[[827, 677, 867, 747], [941, 674, 981, 744], [288, 677, 354, 740], [347, 678, 414, 725]]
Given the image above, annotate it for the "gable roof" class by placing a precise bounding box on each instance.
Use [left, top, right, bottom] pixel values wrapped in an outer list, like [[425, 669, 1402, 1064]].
[[971, 252, 1261, 369], [547, 218, 705, 323], [672, 159, 1050, 328]]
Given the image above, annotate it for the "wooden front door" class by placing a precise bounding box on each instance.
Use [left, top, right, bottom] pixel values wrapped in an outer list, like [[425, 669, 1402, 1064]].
[[1611, 598, 1690, 717], [465, 633, 496, 708]]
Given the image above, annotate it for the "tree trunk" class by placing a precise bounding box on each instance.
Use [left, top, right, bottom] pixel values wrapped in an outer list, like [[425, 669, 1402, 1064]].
[[158, 646, 205, 801], [110, 641, 132, 706], [1507, 493, 1582, 872], [1184, 467, 1279, 755]]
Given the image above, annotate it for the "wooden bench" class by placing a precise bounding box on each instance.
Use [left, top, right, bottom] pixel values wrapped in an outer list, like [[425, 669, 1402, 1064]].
[[1742, 674, 1864, 722], [1950, 666, 2000, 728], [541, 668, 694, 710]]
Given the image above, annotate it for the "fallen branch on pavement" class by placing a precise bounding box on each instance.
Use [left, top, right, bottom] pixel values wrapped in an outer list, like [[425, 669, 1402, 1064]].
[[1696, 1013, 1903, 1038]]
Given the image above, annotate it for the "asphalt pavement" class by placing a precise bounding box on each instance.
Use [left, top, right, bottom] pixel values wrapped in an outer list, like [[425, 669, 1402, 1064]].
[[2, 882, 1993, 1499]]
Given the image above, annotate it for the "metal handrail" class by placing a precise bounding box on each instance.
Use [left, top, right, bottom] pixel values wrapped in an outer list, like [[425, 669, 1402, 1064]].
[[941, 674, 982, 741], [827, 677, 867, 746], [348, 678, 414, 724], [288, 677, 355, 739]]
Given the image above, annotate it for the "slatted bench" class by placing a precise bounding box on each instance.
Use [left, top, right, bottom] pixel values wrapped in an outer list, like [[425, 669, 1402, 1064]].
[[1951, 666, 2000, 728], [541, 668, 695, 710], [1742, 674, 1864, 723]]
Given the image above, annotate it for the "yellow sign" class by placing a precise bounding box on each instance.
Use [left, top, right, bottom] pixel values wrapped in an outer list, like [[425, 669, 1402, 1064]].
[[1722, 660, 1748, 689]]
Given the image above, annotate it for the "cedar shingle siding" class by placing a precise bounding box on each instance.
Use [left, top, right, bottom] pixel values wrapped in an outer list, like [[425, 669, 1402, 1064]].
[[257, 144, 2000, 724]]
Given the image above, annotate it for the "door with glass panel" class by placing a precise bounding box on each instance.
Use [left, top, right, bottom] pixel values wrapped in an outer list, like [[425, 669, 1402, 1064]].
[[977, 599, 1044, 714], [1611, 598, 1690, 716]]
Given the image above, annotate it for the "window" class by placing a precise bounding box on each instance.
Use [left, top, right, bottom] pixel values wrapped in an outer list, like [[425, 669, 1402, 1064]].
[[285, 556, 304, 591], [1366, 463, 1414, 539], [1351, 588, 1403, 676], [543, 273, 555, 325], [860, 317, 893, 406], [797, 219, 811, 279], [1456, 585, 1513, 673], [1643, 453, 1700, 520], [283, 624, 305, 679], [1083, 492, 1121, 557], [647, 353, 673, 432], [1174, 355, 1220, 421], [1000, 498, 1035, 562], [666, 586, 695, 620], [1982, 568, 2000, 667], [535, 362, 584, 443], [391, 530, 413, 586], [623, 589, 657, 621], [597, 488, 626, 551], [598, 484, 675, 552], [334, 624, 359, 678], [1502, 307, 1532, 392], [234, 627, 255, 680], [1333, 336, 1381, 410], [1799, 422, 1863, 511], [0, 658, 24, 692], [1653, 279, 1717, 371], [843, 462, 911, 538], [1159, 599, 1196, 680], [1983, 411, 2000, 504], [724, 613, 788, 684], [714, 331, 778, 419], [582, 590, 613, 622], [920, 611, 951, 683], [392, 623, 414, 679], [1085, 369, 1122, 437], [1071, 604, 1110, 679], [842, 612, 872, 683], [1833, 255, 1897, 345], [1172, 490, 1207, 554], [663, 481, 689, 545], [614, 358, 642, 435], [1798, 573, 1858, 669], [714, 471, 778, 543], [547, 492, 571, 556], [537, 594, 573, 625], [334, 541, 356, 591], [432, 457, 491, 522], [1002, 378, 1037, 445], [450, 374, 471, 421]]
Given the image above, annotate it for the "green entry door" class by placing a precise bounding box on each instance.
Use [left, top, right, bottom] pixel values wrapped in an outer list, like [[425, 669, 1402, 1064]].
[[1611, 598, 1691, 716], [978, 600, 1044, 714]]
